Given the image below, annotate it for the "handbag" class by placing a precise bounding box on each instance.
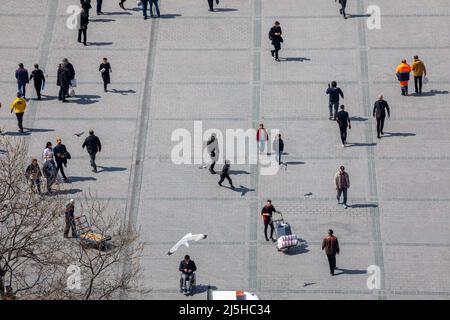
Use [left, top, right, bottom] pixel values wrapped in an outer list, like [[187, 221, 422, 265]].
[[63, 152, 71, 160], [70, 79, 77, 87], [423, 75, 429, 84], [69, 87, 75, 97]]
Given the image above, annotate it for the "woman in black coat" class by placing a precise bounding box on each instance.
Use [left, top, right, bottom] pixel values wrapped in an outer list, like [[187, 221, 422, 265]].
[[99, 57, 112, 92]]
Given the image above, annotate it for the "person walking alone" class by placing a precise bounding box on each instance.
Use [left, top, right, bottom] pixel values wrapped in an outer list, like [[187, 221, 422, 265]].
[[30, 64, 45, 100], [15, 63, 29, 99], [272, 133, 284, 165], [322, 229, 340, 276], [326, 81, 344, 120], [256, 123, 268, 154], [149, 0, 161, 17], [82, 129, 102, 173], [336, 105, 351, 147], [261, 200, 277, 242], [411, 55, 427, 95], [396, 59, 412, 96], [269, 21, 283, 62], [338, 0, 347, 19], [96, 0, 104, 15], [206, 134, 218, 174], [334, 166, 350, 209], [373, 95, 390, 139], [77, 8, 89, 46], [119, 0, 127, 10], [99, 58, 112, 92], [64, 199, 77, 238], [54, 138, 70, 183], [218, 160, 235, 189], [10, 92, 27, 133]]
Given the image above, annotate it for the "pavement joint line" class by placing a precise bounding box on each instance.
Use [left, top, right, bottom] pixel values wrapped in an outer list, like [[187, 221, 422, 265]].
[[120, 16, 160, 299], [248, 0, 262, 292], [358, 0, 386, 300], [51, 47, 147, 52], [21, 0, 58, 150]]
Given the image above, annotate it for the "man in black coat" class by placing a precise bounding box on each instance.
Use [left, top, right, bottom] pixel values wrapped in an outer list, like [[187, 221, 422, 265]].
[[30, 64, 45, 100], [82, 129, 102, 173], [62, 58, 76, 81], [373, 95, 390, 139], [77, 9, 89, 45], [15, 63, 29, 98], [54, 138, 70, 182], [57, 64, 71, 102], [272, 134, 284, 165], [218, 160, 235, 189], [336, 105, 351, 147], [269, 21, 283, 61], [80, 0, 92, 16]]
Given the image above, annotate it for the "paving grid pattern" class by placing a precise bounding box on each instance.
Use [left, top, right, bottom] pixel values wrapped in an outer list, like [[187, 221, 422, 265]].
[[1, 0, 450, 300]]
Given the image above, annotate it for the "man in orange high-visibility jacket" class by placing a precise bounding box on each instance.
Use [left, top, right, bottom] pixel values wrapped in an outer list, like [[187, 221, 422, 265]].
[[396, 59, 412, 96]]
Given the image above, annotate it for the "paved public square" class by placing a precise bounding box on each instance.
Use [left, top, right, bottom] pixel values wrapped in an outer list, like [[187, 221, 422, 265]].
[[1, 0, 450, 300]]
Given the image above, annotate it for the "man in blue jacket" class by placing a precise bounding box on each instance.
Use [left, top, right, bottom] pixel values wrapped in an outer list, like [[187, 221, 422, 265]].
[[15, 63, 29, 98]]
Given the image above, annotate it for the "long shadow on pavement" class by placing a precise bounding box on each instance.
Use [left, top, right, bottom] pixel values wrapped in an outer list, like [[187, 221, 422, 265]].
[[382, 132, 416, 138], [97, 166, 127, 173], [334, 268, 367, 276]]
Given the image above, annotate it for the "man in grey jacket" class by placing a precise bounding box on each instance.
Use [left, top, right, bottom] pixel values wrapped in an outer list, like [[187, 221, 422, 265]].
[[334, 166, 350, 209]]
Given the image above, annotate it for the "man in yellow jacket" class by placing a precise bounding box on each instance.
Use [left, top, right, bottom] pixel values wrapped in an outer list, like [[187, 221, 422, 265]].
[[411, 55, 427, 95], [10, 92, 27, 133], [396, 59, 412, 96]]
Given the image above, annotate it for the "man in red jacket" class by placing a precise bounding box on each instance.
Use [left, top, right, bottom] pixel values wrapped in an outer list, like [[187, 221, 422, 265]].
[[322, 229, 340, 275]]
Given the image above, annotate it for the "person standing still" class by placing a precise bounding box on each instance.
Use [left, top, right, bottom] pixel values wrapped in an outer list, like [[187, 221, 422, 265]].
[[30, 64, 45, 100], [395, 59, 412, 96], [99, 58, 112, 92], [218, 160, 235, 189], [261, 200, 277, 242], [373, 95, 390, 139], [64, 199, 77, 238], [411, 55, 427, 95], [336, 105, 351, 147], [149, 0, 161, 17], [322, 229, 340, 275], [15, 63, 29, 99], [269, 21, 283, 62], [57, 64, 70, 102], [10, 92, 27, 133], [334, 166, 350, 209], [256, 123, 268, 154], [96, 0, 104, 14], [82, 129, 102, 173], [326, 81, 344, 120], [54, 138, 70, 183], [77, 8, 89, 46]]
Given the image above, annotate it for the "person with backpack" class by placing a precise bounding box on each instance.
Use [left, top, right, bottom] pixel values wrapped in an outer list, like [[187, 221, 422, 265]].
[[269, 21, 283, 61]]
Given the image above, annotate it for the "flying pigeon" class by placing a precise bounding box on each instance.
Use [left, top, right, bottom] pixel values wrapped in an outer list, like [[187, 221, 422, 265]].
[[74, 131, 85, 137], [167, 233, 207, 255]]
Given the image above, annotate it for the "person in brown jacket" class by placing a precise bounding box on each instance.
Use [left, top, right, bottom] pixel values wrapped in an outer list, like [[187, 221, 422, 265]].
[[334, 165, 350, 209], [322, 229, 340, 275], [411, 55, 427, 95]]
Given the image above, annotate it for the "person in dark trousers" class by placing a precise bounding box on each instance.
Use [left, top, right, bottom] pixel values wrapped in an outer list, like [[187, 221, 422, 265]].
[[78, 8, 89, 45], [269, 21, 283, 61], [206, 134, 218, 174], [218, 160, 235, 189], [326, 81, 344, 120], [149, 0, 161, 17], [412, 55, 427, 95], [29, 64, 45, 100], [336, 105, 351, 147], [82, 129, 102, 173], [119, 0, 127, 10], [208, 0, 220, 11], [57, 64, 70, 102], [10, 92, 27, 133], [272, 133, 284, 165], [62, 58, 76, 83], [334, 166, 350, 209], [337, 0, 347, 19], [25, 158, 42, 194], [15, 63, 29, 99], [64, 199, 77, 238], [261, 200, 277, 242], [80, 0, 92, 16], [141, 0, 150, 19], [96, 0, 103, 14], [54, 138, 70, 183], [179, 255, 197, 294], [99, 58, 112, 92], [373, 95, 390, 139], [322, 229, 340, 275]]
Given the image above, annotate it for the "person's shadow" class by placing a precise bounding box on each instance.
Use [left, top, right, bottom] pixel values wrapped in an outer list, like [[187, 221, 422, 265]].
[[349, 116, 368, 122], [159, 14, 182, 19], [348, 203, 378, 209], [110, 89, 137, 95], [334, 268, 367, 276], [88, 42, 113, 46], [89, 18, 116, 23], [97, 166, 127, 173], [221, 184, 255, 196], [382, 132, 416, 138], [69, 176, 97, 183], [215, 8, 238, 12], [71, 95, 101, 105], [411, 90, 449, 96], [230, 170, 250, 175], [281, 57, 311, 62]]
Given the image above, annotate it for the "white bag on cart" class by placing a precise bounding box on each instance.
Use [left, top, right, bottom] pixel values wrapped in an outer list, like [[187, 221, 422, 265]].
[[277, 234, 299, 250]]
